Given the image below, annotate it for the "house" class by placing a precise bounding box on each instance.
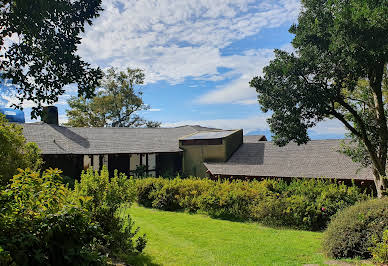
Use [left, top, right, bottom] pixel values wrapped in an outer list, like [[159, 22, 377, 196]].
[[19, 107, 374, 188]]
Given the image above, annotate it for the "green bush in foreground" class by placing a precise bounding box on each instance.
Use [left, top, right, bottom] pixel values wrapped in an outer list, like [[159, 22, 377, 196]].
[[0, 114, 42, 186], [0, 167, 146, 265], [0, 168, 104, 265], [74, 167, 146, 258], [370, 230, 388, 264], [323, 198, 388, 259], [135, 177, 369, 230]]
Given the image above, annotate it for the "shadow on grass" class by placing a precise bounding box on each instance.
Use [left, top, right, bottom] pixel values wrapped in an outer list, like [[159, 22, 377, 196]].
[[125, 253, 161, 266], [135, 205, 325, 232]]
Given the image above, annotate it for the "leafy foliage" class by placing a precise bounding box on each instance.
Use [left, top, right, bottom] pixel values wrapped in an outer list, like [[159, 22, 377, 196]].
[[369, 230, 388, 264], [323, 198, 388, 259], [0, 0, 103, 118], [135, 177, 368, 230], [0, 114, 42, 185], [65, 67, 160, 128], [250, 0, 388, 196], [0, 168, 104, 265], [73, 167, 146, 257], [0, 167, 146, 265]]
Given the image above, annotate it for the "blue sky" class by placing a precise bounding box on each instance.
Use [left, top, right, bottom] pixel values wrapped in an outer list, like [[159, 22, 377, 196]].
[[1, 0, 347, 139]]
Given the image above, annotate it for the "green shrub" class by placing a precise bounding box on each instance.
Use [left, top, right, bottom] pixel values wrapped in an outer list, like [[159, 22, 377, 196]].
[[323, 198, 388, 259], [259, 179, 369, 230], [369, 229, 388, 264], [151, 178, 182, 211], [0, 168, 105, 265], [197, 180, 260, 220], [136, 177, 167, 207], [136, 177, 368, 230], [0, 167, 146, 265], [62, 175, 76, 189], [74, 167, 145, 257], [175, 178, 213, 212], [0, 114, 42, 185]]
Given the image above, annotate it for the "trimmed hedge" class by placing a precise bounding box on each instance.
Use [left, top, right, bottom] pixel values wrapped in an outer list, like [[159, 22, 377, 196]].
[[323, 198, 388, 259], [135, 177, 369, 230]]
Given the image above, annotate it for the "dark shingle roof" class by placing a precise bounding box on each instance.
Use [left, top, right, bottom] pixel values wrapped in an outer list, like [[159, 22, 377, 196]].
[[22, 124, 210, 155], [205, 140, 373, 180], [243, 135, 267, 142]]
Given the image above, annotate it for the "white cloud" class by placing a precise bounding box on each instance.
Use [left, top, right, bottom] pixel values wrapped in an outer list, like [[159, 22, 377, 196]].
[[2, 93, 70, 109], [162, 116, 347, 138], [148, 108, 162, 112], [58, 114, 69, 125], [163, 114, 270, 134], [3, 95, 37, 109], [310, 119, 348, 136], [195, 49, 274, 104], [236, 98, 258, 105], [79, 0, 300, 86]]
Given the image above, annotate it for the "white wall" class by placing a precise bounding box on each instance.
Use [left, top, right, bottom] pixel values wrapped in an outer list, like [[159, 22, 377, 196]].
[[83, 155, 92, 170], [130, 154, 141, 171]]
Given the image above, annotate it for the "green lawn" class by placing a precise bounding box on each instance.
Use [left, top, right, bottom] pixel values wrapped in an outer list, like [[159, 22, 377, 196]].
[[120, 205, 328, 266]]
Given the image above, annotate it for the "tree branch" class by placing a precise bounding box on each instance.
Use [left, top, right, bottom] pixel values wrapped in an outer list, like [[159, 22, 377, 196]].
[[336, 97, 383, 172]]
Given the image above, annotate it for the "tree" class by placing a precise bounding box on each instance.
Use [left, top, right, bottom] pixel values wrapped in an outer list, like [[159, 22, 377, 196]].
[[0, 0, 103, 118], [250, 0, 388, 197], [65, 67, 161, 128], [0, 114, 42, 185]]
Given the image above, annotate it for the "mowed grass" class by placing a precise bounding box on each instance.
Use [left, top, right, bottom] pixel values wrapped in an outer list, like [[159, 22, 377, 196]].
[[121, 205, 326, 266]]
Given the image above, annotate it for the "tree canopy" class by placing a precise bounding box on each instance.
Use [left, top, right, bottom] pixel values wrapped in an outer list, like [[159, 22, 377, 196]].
[[0, 0, 103, 118], [250, 0, 388, 196], [65, 67, 161, 128]]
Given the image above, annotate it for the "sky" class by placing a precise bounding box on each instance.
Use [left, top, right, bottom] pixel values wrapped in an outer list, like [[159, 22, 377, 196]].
[[0, 0, 347, 139]]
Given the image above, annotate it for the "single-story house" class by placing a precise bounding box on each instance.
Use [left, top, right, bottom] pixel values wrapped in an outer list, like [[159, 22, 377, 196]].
[[19, 107, 374, 189]]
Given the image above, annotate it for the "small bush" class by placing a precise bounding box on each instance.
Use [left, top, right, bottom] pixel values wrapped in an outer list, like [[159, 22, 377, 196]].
[[323, 198, 388, 259], [74, 167, 146, 257], [370, 230, 388, 264]]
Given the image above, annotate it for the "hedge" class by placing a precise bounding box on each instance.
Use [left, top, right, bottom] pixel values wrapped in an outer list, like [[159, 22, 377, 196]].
[[135, 177, 369, 231]]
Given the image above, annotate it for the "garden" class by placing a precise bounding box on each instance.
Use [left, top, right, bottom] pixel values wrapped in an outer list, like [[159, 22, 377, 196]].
[[1, 117, 388, 265]]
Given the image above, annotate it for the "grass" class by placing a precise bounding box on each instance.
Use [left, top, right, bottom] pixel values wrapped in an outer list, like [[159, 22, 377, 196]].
[[120, 205, 328, 265]]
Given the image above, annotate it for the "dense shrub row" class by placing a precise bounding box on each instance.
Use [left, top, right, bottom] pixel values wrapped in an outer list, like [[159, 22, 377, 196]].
[[323, 197, 388, 259], [0, 167, 145, 265], [135, 177, 369, 230]]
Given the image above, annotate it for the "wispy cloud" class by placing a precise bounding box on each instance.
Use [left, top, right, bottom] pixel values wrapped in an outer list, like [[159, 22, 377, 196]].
[[163, 116, 347, 138], [163, 114, 270, 134], [79, 0, 300, 85], [309, 119, 348, 136]]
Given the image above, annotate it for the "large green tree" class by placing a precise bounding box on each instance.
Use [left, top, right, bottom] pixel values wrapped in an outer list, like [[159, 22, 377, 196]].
[[65, 67, 161, 128], [0, 0, 103, 118], [250, 0, 388, 196]]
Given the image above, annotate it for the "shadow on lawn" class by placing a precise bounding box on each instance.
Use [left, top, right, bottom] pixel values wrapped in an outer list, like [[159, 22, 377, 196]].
[[125, 253, 161, 266]]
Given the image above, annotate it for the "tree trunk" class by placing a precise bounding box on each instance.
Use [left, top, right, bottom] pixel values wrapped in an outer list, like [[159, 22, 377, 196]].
[[373, 168, 388, 198], [369, 63, 387, 198]]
